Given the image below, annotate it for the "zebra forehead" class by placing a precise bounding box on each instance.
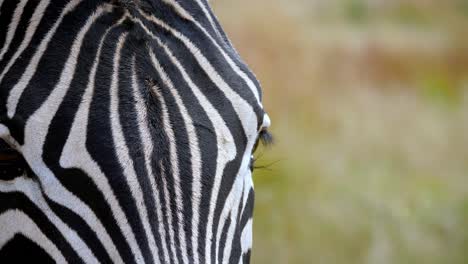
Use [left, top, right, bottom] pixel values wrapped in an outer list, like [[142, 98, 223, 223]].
[[119, 0, 266, 126]]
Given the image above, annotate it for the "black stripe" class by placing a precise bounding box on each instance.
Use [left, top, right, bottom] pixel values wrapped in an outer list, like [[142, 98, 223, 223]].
[[14, 0, 100, 126], [146, 38, 221, 264], [229, 188, 254, 264], [171, 0, 223, 40], [48, 195, 114, 264], [243, 249, 252, 264], [41, 9, 131, 264], [0, 1, 19, 53], [117, 28, 166, 263], [140, 5, 263, 116], [135, 54, 176, 264], [218, 212, 232, 263], [87, 22, 152, 264], [143, 44, 188, 264], [0, 191, 83, 263], [227, 183, 247, 264], [0, 0, 39, 67], [0, 234, 55, 264], [136, 18, 251, 263], [0, 0, 70, 144], [0, 0, 20, 119], [0, 1, 262, 263]]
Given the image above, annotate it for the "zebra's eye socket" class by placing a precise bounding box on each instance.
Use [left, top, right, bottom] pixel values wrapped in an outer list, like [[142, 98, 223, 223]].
[[250, 129, 273, 172], [252, 129, 273, 154]]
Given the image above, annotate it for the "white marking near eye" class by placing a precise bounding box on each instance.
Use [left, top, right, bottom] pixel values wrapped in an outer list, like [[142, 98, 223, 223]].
[[262, 113, 271, 130]]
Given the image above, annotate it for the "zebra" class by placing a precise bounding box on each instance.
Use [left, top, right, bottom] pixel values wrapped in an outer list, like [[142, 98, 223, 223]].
[[0, 0, 272, 263]]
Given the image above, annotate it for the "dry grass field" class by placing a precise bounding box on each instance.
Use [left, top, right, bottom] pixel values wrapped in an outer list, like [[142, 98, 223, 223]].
[[212, 1, 468, 263]]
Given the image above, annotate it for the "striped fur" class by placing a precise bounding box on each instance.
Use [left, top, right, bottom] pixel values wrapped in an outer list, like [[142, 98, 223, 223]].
[[0, 0, 270, 263]]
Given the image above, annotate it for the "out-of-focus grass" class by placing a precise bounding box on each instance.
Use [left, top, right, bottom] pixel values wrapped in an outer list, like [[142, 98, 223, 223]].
[[212, 1, 468, 263]]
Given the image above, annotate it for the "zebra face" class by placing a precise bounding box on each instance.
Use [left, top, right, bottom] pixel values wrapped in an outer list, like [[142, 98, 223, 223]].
[[0, 0, 270, 263]]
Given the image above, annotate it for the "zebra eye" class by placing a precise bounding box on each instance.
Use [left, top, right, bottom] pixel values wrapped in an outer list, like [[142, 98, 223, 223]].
[[253, 129, 273, 153], [250, 129, 273, 171]]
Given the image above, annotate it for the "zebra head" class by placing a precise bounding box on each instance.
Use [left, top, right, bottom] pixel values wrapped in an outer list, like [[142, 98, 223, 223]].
[[0, 0, 271, 263]]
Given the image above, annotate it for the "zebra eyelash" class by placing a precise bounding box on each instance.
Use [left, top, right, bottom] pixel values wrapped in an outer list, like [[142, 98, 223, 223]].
[[250, 130, 275, 171], [259, 129, 274, 146], [252, 129, 273, 153]]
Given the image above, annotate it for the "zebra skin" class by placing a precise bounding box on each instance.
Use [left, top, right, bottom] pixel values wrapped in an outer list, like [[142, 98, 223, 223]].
[[0, 0, 272, 263]]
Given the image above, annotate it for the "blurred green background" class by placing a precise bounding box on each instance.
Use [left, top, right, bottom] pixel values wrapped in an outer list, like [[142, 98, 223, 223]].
[[212, 1, 468, 263]]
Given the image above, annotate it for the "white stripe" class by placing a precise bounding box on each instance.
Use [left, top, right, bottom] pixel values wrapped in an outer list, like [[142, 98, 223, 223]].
[[161, 0, 191, 20], [221, 165, 254, 263], [193, 0, 225, 40], [131, 58, 171, 263], [237, 147, 257, 222], [240, 219, 253, 253], [19, 5, 113, 264], [135, 22, 238, 263], [218, 107, 258, 262], [134, 17, 259, 261], [197, 0, 245, 64], [240, 172, 254, 222], [166, 0, 229, 50], [140, 5, 262, 105], [60, 16, 135, 264], [0, 177, 98, 263], [0, 125, 21, 150], [0, 0, 28, 61], [0, 210, 67, 264], [8, 160, 99, 263], [219, 169, 245, 264], [109, 33, 160, 264], [0, 0, 51, 85], [135, 12, 258, 141], [7, 0, 82, 118], [219, 129, 257, 263], [148, 49, 200, 264], [150, 84, 181, 264]]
